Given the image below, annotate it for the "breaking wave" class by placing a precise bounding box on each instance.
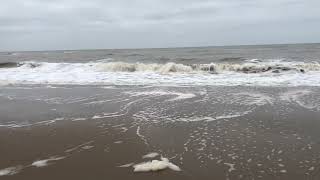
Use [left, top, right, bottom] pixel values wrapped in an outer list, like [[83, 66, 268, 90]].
[[1, 60, 320, 86], [93, 61, 320, 73], [8, 60, 320, 73]]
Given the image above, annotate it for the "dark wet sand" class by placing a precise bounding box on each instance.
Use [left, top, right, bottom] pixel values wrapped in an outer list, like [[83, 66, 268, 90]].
[[0, 85, 320, 180]]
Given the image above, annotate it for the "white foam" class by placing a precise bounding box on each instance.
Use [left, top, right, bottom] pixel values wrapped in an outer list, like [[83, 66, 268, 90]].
[[233, 92, 274, 106], [82, 145, 94, 150], [169, 93, 196, 101], [0, 166, 22, 176], [280, 90, 318, 109], [31, 156, 65, 167], [133, 157, 181, 172], [33, 118, 65, 125], [177, 116, 216, 122], [280, 90, 311, 102], [0, 123, 24, 128], [65, 140, 94, 153], [177, 111, 251, 122], [224, 163, 236, 172], [245, 59, 261, 63], [136, 126, 148, 146], [142, 152, 159, 159], [125, 90, 195, 101], [71, 117, 87, 121], [118, 163, 134, 168], [0, 118, 65, 128]]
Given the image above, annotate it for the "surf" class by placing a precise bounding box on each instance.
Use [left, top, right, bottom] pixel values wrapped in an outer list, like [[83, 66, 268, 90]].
[[1, 60, 320, 86]]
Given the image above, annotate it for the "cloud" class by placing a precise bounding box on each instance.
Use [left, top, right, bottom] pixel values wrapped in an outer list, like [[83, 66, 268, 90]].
[[0, 0, 319, 50]]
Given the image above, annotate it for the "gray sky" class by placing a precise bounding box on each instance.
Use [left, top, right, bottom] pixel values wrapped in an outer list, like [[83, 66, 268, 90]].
[[0, 0, 319, 51]]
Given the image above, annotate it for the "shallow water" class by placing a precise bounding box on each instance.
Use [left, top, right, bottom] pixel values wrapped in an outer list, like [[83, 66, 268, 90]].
[[0, 85, 320, 180]]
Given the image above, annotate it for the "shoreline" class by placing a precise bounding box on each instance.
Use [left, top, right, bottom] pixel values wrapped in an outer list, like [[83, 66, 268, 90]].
[[0, 85, 319, 179]]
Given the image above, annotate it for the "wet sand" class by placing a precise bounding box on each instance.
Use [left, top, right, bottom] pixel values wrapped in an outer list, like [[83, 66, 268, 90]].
[[0, 85, 320, 180]]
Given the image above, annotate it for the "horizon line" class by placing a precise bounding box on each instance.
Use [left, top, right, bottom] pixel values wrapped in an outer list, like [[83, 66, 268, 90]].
[[1, 42, 319, 53]]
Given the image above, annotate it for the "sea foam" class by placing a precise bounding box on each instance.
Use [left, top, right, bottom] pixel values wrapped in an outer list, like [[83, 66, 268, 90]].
[[0, 166, 23, 176], [31, 156, 65, 167], [133, 157, 181, 172]]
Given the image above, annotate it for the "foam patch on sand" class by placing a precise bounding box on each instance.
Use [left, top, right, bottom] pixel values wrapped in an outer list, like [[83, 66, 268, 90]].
[[0, 166, 23, 176], [82, 145, 94, 150], [125, 90, 195, 101], [142, 152, 159, 159], [118, 163, 135, 168], [177, 111, 251, 122], [118, 154, 181, 172], [133, 157, 181, 172], [31, 156, 65, 167], [71, 117, 87, 121]]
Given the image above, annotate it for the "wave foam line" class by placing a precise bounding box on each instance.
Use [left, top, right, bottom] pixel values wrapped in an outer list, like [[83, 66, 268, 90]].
[[3, 61, 320, 73], [1, 61, 320, 86]]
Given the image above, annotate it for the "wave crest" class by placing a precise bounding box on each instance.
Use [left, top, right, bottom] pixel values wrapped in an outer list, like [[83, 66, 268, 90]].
[[4, 60, 320, 74], [96, 61, 320, 73], [97, 62, 194, 73], [1, 60, 320, 86]]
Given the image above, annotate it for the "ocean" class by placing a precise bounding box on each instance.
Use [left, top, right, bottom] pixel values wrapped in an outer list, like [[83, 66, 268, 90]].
[[1, 43, 320, 86], [0, 44, 320, 180]]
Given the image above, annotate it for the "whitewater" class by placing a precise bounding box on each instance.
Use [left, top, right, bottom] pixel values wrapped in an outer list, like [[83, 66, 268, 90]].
[[0, 60, 320, 86]]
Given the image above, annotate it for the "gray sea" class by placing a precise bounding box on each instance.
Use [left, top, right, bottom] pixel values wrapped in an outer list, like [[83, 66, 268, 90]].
[[0, 44, 320, 180]]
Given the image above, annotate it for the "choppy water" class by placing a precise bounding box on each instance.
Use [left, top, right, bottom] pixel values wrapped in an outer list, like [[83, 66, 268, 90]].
[[0, 44, 320, 86], [1, 44, 320, 179]]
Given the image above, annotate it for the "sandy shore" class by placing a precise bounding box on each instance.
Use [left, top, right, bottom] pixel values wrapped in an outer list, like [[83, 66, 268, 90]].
[[0, 85, 320, 180]]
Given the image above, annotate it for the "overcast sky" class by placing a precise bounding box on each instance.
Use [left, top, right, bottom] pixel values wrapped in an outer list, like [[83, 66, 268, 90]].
[[0, 0, 319, 51]]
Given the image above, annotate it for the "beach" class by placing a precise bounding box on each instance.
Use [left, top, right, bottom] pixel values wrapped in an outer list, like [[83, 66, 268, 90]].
[[1, 85, 320, 180], [1, 0, 320, 177]]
